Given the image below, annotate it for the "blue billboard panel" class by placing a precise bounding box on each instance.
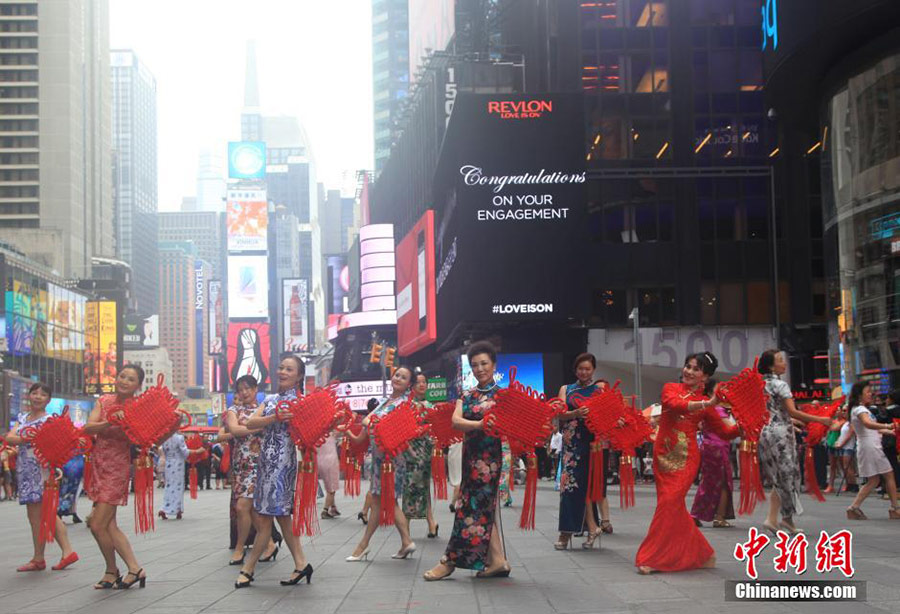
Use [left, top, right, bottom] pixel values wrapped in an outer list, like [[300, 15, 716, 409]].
[[461, 352, 545, 396], [228, 141, 267, 179]]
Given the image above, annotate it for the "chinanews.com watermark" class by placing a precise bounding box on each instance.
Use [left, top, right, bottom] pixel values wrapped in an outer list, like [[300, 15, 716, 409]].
[[727, 528, 865, 603]]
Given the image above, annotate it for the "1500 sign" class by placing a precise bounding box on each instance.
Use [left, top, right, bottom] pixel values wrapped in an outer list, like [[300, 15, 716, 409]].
[[588, 327, 777, 374]]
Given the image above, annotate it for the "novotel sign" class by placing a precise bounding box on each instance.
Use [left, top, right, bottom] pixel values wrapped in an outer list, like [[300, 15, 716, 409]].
[[761, 0, 778, 51]]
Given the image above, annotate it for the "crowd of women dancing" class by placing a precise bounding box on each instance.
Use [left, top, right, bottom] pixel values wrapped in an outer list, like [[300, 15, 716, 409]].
[[3, 342, 899, 588]]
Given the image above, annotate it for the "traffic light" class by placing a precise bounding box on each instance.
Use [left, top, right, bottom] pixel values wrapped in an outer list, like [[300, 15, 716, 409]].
[[369, 343, 383, 364], [384, 347, 397, 369]]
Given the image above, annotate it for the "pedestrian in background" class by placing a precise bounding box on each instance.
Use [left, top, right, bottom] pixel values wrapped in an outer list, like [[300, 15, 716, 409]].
[[690, 380, 737, 528], [158, 431, 189, 520], [845, 382, 900, 520], [402, 369, 439, 538]]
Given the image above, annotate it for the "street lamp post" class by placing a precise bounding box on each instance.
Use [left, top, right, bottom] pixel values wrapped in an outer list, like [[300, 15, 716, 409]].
[[629, 307, 642, 409]]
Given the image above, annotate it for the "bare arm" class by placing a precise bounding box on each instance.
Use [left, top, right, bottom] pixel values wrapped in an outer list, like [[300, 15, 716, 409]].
[[785, 397, 831, 425], [557, 385, 586, 420], [857, 410, 896, 433], [2, 423, 23, 445], [452, 398, 482, 432], [224, 410, 261, 438], [835, 425, 855, 448], [82, 400, 112, 435], [244, 403, 278, 430]]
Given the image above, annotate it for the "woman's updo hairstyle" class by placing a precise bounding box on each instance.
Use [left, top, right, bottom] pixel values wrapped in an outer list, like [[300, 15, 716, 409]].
[[685, 352, 718, 377], [757, 349, 780, 375]]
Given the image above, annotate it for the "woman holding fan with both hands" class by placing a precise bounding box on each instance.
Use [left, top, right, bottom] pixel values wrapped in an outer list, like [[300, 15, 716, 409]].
[[345, 366, 417, 562], [3, 382, 78, 573], [424, 341, 511, 581], [635, 352, 740, 574], [233, 356, 313, 589]]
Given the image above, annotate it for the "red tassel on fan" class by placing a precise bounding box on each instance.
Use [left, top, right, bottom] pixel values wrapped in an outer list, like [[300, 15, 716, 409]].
[[189, 465, 199, 500], [82, 452, 93, 492], [737, 440, 766, 515], [291, 449, 320, 537], [344, 458, 361, 498], [619, 453, 635, 509], [431, 447, 448, 500], [804, 446, 825, 502], [39, 475, 60, 543], [586, 442, 605, 502], [379, 460, 396, 527], [133, 450, 155, 534], [519, 451, 538, 530]]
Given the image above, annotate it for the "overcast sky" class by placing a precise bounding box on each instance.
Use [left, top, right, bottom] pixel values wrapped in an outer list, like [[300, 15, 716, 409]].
[[109, 0, 374, 211]]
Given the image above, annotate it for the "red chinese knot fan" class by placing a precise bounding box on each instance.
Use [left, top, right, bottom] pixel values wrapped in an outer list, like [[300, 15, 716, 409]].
[[483, 367, 564, 529], [420, 401, 463, 501], [368, 398, 427, 526], [19, 408, 92, 543], [717, 359, 770, 515], [802, 398, 842, 502], [276, 385, 353, 536]]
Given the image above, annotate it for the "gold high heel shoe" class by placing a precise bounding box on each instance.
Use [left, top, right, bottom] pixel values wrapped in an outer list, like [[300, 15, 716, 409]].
[[582, 530, 601, 550]]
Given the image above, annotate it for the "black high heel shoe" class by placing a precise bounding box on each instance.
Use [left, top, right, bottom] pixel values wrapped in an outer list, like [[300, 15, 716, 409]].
[[260, 535, 282, 562], [115, 569, 146, 589], [94, 569, 121, 590], [427, 524, 440, 539], [357, 511, 368, 525], [229, 554, 245, 566], [234, 570, 254, 589], [280, 563, 313, 585]]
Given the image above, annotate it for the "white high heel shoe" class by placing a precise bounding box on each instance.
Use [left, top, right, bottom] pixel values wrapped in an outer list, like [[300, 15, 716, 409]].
[[391, 543, 417, 559], [345, 548, 370, 562]]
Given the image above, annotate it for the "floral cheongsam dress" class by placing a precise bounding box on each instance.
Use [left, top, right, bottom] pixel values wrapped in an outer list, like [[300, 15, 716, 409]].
[[254, 389, 299, 517], [402, 399, 433, 519], [227, 403, 263, 499], [368, 396, 407, 497], [442, 385, 502, 570], [15, 412, 51, 505], [558, 382, 603, 533]]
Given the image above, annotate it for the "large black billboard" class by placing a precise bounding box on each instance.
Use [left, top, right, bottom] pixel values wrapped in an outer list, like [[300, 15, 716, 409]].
[[433, 92, 588, 339]]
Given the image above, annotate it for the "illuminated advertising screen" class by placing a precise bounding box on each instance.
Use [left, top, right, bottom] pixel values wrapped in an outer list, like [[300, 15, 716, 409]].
[[460, 353, 545, 395], [227, 321, 270, 387], [396, 210, 437, 356], [226, 189, 268, 252], [335, 379, 386, 412], [227, 255, 269, 319], [84, 301, 119, 394], [282, 279, 308, 352], [434, 93, 588, 332], [208, 280, 224, 354], [228, 141, 267, 180], [7, 280, 35, 356]]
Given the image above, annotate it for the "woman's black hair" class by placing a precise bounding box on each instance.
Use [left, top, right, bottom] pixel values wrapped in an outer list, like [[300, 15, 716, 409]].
[[703, 378, 718, 397], [757, 349, 780, 375], [684, 352, 718, 377], [413, 367, 428, 384], [889, 388, 900, 406], [573, 352, 597, 371], [366, 397, 380, 413], [234, 374, 259, 391], [121, 363, 146, 386], [466, 340, 497, 364], [848, 381, 870, 409], [28, 381, 52, 397]]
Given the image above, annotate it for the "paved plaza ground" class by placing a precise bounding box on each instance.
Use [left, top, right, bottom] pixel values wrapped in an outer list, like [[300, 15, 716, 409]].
[[0, 481, 897, 614]]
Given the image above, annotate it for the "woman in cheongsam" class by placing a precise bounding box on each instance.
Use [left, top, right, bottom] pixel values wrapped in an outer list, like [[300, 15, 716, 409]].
[[757, 349, 832, 534], [401, 369, 440, 538], [234, 356, 312, 589], [424, 341, 511, 580], [57, 453, 85, 524], [158, 432, 189, 519], [555, 352, 610, 550], [3, 382, 78, 572], [84, 365, 149, 589], [345, 366, 417, 561]]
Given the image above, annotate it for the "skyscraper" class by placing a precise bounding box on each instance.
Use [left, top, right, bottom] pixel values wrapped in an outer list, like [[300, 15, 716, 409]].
[[159, 211, 225, 279], [372, 0, 409, 173], [111, 49, 158, 314], [0, 0, 113, 277]]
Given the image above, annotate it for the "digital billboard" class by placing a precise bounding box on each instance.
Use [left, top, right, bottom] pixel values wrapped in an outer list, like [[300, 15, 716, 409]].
[[396, 210, 437, 356], [84, 301, 119, 394], [460, 353, 545, 396], [227, 321, 270, 387], [123, 314, 158, 350], [433, 93, 588, 333], [282, 279, 308, 353], [227, 255, 269, 319], [226, 189, 268, 252], [194, 261, 205, 386], [228, 141, 267, 180], [208, 280, 224, 354]]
